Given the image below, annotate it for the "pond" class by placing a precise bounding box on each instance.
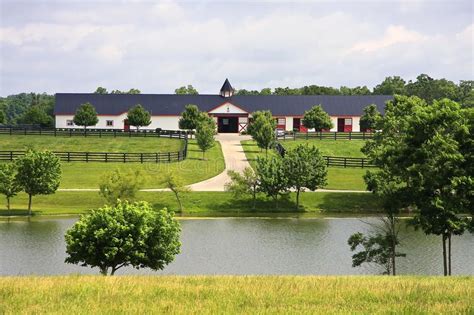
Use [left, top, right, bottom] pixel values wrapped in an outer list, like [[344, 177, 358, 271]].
[[0, 217, 473, 276]]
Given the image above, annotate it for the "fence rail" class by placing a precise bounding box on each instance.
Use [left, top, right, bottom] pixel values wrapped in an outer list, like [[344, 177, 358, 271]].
[[277, 131, 375, 141], [0, 127, 189, 139], [0, 149, 187, 163]]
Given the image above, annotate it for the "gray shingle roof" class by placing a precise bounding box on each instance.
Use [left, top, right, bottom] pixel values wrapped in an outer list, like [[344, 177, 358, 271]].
[[54, 93, 393, 116]]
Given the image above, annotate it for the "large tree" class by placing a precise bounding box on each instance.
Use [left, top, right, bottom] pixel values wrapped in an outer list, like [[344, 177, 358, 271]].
[[126, 104, 151, 130], [73, 102, 99, 133], [0, 109, 5, 124], [65, 200, 181, 275], [283, 144, 327, 209], [0, 163, 21, 210], [364, 95, 473, 276], [15, 150, 61, 215], [405, 74, 459, 103], [175, 85, 199, 95], [302, 105, 333, 132], [256, 156, 289, 208], [373, 76, 407, 95], [17, 105, 53, 127], [179, 104, 202, 132], [195, 114, 216, 160], [359, 104, 382, 132]]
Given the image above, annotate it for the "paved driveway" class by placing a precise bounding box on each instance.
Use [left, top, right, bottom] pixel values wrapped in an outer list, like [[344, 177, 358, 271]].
[[187, 133, 251, 191]]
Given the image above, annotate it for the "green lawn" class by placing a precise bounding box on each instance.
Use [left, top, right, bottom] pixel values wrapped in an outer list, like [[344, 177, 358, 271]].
[[241, 141, 368, 191], [1, 276, 472, 314], [0, 140, 224, 189], [0, 134, 183, 153], [1, 190, 380, 217], [279, 139, 367, 157]]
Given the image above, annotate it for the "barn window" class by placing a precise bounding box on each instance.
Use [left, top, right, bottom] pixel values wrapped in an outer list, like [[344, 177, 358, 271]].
[[277, 118, 286, 125], [106, 120, 114, 127], [66, 120, 74, 126], [344, 118, 352, 125]]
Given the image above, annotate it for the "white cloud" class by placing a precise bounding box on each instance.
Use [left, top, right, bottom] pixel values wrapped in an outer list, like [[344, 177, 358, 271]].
[[348, 25, 427, 53]]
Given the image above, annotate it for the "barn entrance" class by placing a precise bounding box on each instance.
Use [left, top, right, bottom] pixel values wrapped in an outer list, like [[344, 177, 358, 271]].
[[217, 116, 239, 133], [337, 118, 352, 132]]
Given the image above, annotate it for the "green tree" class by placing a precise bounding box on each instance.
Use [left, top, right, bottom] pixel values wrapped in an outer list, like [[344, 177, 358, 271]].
[[73, 102, 99, 133], [283, 145, 327, 209], [373, 76, 407, 95], [348, 230, 405, 275], [458, 80, 474, 108], [179, 104, 202, 132], [359, 104, 382, 132], [260, 88, 272, 95], [302, 105, 333, 132], [195, 114, 216, 160], [256, 156, 289, 208], [163, 172, 190, 212], [65, 200, 181, 276], [127, 88, 141, 94], [0, 109, 5, 124], [225, 167, 259, 209], [248, 111, 276, 156], [175, 85, 199, 95], [340, 86, 371, 95], [99, 169, 144, 205], [364, 95, 472, 276], [405, 74, 459, 103], [15, 150, 61, 215], [94, 87, 108, 94], [17, 105, 53, 127], [126, 104, 151, 130], [0, 163, 21, 210]]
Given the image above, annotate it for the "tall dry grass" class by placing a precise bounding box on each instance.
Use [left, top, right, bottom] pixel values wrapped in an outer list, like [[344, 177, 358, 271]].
[[1, 275, 472, 314]]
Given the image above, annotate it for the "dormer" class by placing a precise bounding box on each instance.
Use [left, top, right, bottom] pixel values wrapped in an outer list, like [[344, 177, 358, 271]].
[[220, 78, 234, 98]]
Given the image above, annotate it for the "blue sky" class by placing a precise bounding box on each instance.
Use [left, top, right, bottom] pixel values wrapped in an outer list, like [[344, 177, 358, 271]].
[[0, 0, 472, 95]]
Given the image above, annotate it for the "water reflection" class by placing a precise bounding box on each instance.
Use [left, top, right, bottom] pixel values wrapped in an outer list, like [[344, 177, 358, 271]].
[[0, 218, 472, 276]]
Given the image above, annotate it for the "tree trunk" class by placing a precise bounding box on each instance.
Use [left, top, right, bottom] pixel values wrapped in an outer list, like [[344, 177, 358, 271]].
[[174, 191, 183, 212], [448, 233, 452, 276], [84, 126, 87, 137], [28, 194, 32, 216], [252, 190, 256, 210], [295, 189, 300, 210], [274, 195, 278, 209], [442, 234, 448, 276], [100, 267, 108, 276], [202, 150, 205, 160], [6, 196, 10, 211]]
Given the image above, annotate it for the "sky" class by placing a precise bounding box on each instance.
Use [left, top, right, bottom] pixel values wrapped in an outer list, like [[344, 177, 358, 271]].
[[0, 0, 472, 95]]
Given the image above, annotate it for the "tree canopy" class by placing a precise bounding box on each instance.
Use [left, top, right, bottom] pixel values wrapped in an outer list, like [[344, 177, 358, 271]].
[[15, 150, 61, 214], [256, 156, 289, 207], [99, 169, 145, 205], [302, 105, 333, 131], [248, 110, 276, 156], [179, 104, 203, 131], [195, 114, 216, 159], [360, 104, 382, 132], [126, 104, 151, 130], [73, 102, 99, 131], [0, 163, 21, 210], [175, 85, 199, 95], [65, 201, 181, 275]]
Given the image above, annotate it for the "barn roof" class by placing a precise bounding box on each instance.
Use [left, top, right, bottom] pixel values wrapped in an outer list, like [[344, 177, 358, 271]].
[[54, 93, 393, 116]]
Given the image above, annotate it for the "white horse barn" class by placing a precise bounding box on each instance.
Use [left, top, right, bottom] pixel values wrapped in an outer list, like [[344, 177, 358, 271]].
[[54, 79, 393, 133]]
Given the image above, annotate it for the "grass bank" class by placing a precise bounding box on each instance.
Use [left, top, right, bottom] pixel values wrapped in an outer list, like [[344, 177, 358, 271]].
[[0, 191, 380, 217], [0, 134, 183, 153], [278, 138, 367, 157], [1, 140, 225, 189], [241, 141, 368, 191], [1, 276, 472, 314]]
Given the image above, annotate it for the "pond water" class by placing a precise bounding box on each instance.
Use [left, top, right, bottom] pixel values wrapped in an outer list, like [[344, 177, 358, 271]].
[[0, 217, 473, 276]]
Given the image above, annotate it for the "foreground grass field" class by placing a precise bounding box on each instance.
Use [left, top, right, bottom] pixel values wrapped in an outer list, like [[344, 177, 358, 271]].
[[0, 140, 225, 189], [241, 141, 368, 190], [1, 276, 472, 314], [0, 134, 184, 153], [1, 190, 380, 217]]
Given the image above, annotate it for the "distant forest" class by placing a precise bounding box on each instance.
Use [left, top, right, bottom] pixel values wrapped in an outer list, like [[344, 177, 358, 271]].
[[0, 74, 472, 127]]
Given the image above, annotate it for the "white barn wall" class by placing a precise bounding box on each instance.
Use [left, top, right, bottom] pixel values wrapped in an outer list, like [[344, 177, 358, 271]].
[[285, 117, 293, 131], [56, 114, 180, 130]]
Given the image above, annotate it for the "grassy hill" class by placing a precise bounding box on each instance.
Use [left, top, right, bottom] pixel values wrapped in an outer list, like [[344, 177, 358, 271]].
[[1, 276, 472, 314]]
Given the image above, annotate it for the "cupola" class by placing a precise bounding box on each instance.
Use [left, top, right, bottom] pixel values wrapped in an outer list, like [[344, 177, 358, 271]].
[[220, 78, 234, 97]]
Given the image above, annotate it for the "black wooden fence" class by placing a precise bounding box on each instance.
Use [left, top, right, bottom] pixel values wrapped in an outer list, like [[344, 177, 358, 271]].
[[0, 127, 189, 139], [0, 148, 187, 163], [277, 131, 375, 141]]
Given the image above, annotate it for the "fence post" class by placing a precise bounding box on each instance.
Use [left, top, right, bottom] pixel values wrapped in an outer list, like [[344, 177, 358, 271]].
[[86, 152, 89, 163], [349, 132, 352, 140], [114, 129, 116, 138], [9, 127, 12, 135], [363, 132, 365, 140], [24, 128, 27, 135], [140, 153, 143, 163], [168, 152, 171, 162], [306, 131, 308, 140], [156, 153, 158, 163], [344, 158, 347, 168], [67, 152, 70, 162], [333, 132, 336, 140], [123, 153, 126, 163], [99, 130, 101, 138], [362, 159, 364, 168], [105, 153, 108, 163], [54, 129, 57, 137], [10, 151, 13, 161]]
